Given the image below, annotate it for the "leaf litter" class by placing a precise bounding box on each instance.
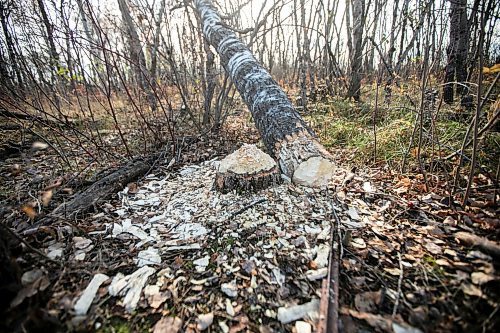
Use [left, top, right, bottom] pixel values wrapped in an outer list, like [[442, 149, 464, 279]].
[[4, 139, 499, 332], [33, 159, 340, 331]]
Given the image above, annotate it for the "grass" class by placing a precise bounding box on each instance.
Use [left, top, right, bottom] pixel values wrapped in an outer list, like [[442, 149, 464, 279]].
[[306, 97, 416, 167], [304, 85, 497, 172]]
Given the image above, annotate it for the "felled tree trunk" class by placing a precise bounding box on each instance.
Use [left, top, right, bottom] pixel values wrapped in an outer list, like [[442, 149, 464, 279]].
[[194, 0, 342, 188]]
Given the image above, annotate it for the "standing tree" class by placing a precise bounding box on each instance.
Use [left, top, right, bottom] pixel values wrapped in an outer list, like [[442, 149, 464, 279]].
[[117, 0, 156, 112], [36, 0, 60, 79], [443, 0, 469, 104], [193, 0, 341, 188], [346, 0, 365, 101], [0, 0, 23, 92]]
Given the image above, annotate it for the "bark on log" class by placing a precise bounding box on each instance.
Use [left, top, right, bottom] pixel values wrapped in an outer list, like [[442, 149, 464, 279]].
[[0, 108, 64, 127], [455, 232, 500, 259], [51, 159, 150, 219], [0, 225, 20, 314], [194, 0, 342, 188], [215, 144, 281, 193]]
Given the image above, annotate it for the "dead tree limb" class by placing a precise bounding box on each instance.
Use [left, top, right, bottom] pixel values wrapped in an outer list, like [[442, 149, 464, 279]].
[[0, 107, 64, 127], [194, 0, 342, 187], [50, 158, 150, 219], [455, 232, 500, 259]]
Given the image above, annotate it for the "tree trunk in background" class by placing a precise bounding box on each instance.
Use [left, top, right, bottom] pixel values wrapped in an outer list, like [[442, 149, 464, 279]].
[[76, 0, 103, 85], [347, 0, 365, 101], [36, 0, 59, 73], [202, 38, 217, 126], [117, 0, 156, 112], [150, 0, 166, 89], [194, 0, 341, 187], [366, 0, 380, 74], [395, 0, 432, 72], [443, 0, 469, 104], [0, 47, 12, 90], [387, 0, 399, 72], [299, 0, 308, 111], [0, 2, 23, 91]]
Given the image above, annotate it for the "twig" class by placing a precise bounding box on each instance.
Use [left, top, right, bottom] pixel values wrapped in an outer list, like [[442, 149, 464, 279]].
[[0, 222, 61, 265], [445, 71, 500, 161], [229, 198, 266, 219], [373, 68, 380, 162], [455, 231, 500, 259], [392, 251, 403, 318], [462, 6, 485, 207], [328, 207, 341, 333], [482, 305, 499, 333]]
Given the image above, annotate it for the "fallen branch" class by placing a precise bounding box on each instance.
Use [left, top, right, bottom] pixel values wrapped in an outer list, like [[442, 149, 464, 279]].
[[44, 158, 151, 222], [318, 202, 340, 333], [455, 232, 500, 259], [229, 198, 267, 219], [0, 107, 66, 128]]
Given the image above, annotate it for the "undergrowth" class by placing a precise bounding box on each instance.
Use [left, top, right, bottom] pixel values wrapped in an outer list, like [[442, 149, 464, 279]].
[[305, 89, 498, 173]]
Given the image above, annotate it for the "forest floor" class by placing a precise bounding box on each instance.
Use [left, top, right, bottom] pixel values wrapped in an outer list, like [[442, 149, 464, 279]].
[[0, 88, 499, 333]]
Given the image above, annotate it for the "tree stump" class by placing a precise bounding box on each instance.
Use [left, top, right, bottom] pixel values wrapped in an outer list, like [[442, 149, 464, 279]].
[[215, 144, 281, 193]]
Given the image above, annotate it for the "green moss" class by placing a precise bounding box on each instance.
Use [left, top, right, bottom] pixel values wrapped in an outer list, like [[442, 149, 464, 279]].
[[98, 317, 153, 333], [99, 319, 131, 333]]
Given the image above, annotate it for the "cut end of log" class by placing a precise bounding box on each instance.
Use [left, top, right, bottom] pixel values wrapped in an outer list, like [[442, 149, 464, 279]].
[[292, 156, 338, 188], [215, 144, 281, 193]]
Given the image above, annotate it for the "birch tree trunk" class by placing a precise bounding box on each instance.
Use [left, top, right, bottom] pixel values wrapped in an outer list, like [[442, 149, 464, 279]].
[[194, 0, 340, 188]]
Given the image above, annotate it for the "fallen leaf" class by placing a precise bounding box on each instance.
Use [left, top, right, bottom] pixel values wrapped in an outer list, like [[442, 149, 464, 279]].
[[384, 267, 402, 276], [153, 316, 182, 333], [41, 190, 53, 206], [197, 312, 214, 330], [32, 141, 49, 150], [435, 259, 451, 266], [354, 290, 382, 312], [424, 242, 442, 255], [127, 182, 139, 194], [471, 272, 497, 285], [21, 205, 37, 219], [229, 315, 249, 333], [461, 283, 484, 298], [351, 237, 366, 249]]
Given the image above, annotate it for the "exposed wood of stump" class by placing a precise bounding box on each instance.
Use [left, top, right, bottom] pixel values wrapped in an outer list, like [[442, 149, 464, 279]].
[[215, 144, 281, 193]]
